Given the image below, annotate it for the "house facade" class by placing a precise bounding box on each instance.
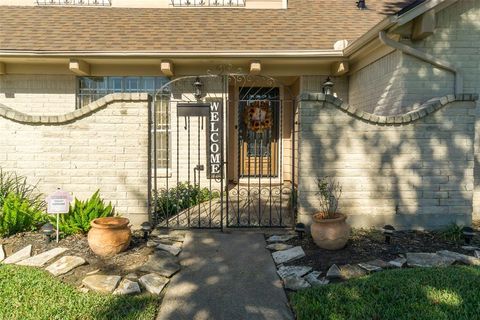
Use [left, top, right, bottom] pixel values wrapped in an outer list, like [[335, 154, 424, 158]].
[[0, 0, 478, 229]]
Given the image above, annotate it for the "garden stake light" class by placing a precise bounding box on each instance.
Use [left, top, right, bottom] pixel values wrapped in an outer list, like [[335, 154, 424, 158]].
[[462, 226, 475, 245], [141, 221, 153, 241], [295, 223, 306, 240], [383, 225, 395, 244], [40, 222, 55, 243]]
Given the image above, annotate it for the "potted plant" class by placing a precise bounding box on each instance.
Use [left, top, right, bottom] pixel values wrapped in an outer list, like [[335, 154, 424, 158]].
[[88, 217, 132, 257], [310, 177, 350, 250]]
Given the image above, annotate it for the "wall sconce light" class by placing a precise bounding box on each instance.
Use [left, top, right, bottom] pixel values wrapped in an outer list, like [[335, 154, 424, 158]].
[[382, 225, 395, 244], [193, 76, 204, 100], [322, 76, 334, 95], [140, 221, 153, 241]]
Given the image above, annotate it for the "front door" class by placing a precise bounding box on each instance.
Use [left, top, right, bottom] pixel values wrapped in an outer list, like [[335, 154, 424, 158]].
[[239, 87, 280, 178]]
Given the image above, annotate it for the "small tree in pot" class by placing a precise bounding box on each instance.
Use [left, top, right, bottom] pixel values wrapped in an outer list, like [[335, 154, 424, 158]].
[[310, 177, 351, 250]]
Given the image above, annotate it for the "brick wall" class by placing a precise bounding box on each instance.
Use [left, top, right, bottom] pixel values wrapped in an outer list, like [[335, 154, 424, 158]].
[[413, 0, 480, 219], [347, 0, 480, 219], [0, 95, 150, 227], [348, 51, 454, 116], [0, 74, 76, 115], [297, 95, 476, 230], [348, 1, 480, 116]]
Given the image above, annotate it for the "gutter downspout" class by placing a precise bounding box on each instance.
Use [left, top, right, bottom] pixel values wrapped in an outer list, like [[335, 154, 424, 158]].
[[379, 31, 463, 94]]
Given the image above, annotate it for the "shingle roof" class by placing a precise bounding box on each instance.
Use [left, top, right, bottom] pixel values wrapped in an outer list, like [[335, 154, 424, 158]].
[[0, 0, 389, 53]]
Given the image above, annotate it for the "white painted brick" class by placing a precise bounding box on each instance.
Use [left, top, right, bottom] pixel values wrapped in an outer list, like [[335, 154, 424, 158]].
[[297, 98, 475, 229], [0, 99, 150, 224]]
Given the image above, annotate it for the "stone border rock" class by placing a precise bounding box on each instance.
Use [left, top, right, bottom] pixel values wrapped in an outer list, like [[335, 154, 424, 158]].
[[266, 233, 480, 292], [2, 231, 185, 296], [299, 93, 479, 125], [0, 92, 150, 125]]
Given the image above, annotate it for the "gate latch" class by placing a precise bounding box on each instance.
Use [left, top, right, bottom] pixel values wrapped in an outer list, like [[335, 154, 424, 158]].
[[194, 164, 204, 171]]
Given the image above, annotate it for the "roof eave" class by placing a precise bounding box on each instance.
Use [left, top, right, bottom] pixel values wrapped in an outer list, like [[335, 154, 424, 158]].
[[0, 49, 344, 59], [343, 16, 396, 57], [344, 0, 458, 57], [391, 0, 458, 26]]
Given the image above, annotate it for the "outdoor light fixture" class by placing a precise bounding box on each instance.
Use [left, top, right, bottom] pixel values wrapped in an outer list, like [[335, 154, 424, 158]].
[[295, 223, 306, 240], [462, 226, 475, 245], [40, 222, 55, 243], [193, 76, 204, 100], [140, 221, 153, 241], [356, 0, 366, 9], [322, 76, 334, 95], [382, 225, 395, 244]]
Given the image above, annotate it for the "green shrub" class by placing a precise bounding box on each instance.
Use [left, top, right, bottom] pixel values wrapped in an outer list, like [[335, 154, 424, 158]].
[[0, 168, 44, 211], [0, 192, 45, 237], [440, 223, 464, 242], [153, 182, 219, 221], [50, 190, 114, 235], [0, 168, 46, 237]]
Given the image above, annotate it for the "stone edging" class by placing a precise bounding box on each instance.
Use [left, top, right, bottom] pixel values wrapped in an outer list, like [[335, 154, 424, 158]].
[[0, 92, 150, 125], [299, 92, 479, 125]]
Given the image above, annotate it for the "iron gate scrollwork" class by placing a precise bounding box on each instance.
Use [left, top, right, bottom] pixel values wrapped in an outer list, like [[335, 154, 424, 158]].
[[149, 72, 297, 229]]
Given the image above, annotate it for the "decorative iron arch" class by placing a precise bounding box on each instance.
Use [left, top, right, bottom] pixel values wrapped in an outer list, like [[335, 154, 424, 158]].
[[150, 69, 297, 229]]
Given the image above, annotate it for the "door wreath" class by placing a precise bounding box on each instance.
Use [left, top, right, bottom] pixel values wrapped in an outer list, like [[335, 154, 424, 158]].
[[243, 100, 273, 133]]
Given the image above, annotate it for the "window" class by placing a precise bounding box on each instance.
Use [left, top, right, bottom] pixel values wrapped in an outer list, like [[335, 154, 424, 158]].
[[36, 0, 111, 6], [154, 98, 171, 169], [76, 76, 169, 109], [171, 0, 245, 6]]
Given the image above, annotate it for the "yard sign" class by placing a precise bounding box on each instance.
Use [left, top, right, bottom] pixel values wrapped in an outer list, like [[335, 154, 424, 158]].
[[46, 189, 72, 243]]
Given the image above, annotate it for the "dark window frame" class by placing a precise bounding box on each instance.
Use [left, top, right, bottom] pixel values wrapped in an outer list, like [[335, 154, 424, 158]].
[[76, 76, 169, 109]]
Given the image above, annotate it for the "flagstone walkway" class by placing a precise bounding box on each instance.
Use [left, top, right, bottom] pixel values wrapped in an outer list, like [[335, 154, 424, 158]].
[[156, 231, 294, 320]]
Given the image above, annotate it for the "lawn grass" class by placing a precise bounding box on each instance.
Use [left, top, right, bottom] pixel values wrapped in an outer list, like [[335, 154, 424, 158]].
[[291, 265, 480, 320], [0, 264, 160, 320]]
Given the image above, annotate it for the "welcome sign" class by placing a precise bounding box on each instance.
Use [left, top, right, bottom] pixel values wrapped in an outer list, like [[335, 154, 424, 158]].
[[207, 101, 223, 179]]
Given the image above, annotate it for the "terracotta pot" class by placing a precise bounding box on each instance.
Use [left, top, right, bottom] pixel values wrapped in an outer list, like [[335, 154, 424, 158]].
[[88, 217, 131, 257], [310, 213, 350, 250]]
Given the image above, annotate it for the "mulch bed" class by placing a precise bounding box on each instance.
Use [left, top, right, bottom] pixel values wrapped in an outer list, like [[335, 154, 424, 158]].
[[285, 221, 480, 272], [0, 231, 153, 287]]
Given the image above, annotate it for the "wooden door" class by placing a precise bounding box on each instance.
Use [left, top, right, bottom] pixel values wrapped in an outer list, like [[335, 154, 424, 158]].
[[238, 87, 280, 178]]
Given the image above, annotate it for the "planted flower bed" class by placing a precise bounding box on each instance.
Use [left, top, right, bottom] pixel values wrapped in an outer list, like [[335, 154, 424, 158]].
[[285, 224, 480, 273], [0, 168, 186, 297], [265, 221, 480, 292]]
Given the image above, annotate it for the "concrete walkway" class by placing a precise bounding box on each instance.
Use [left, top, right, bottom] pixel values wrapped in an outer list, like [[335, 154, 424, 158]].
[[157, 231, 294, 320]]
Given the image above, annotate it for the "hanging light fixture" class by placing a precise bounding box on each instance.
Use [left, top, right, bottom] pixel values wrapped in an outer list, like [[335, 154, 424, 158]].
[[193, 76, 204, 100], [322, 76, 334, 95]]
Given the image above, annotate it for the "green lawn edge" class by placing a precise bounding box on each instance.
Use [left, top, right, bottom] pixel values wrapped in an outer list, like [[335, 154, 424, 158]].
[[0, 264, 160, 320], [291, 265, 480, 320]]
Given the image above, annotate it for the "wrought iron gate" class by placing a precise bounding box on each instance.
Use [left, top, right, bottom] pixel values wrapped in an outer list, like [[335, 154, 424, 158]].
[[149, 73, 296, 229]]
